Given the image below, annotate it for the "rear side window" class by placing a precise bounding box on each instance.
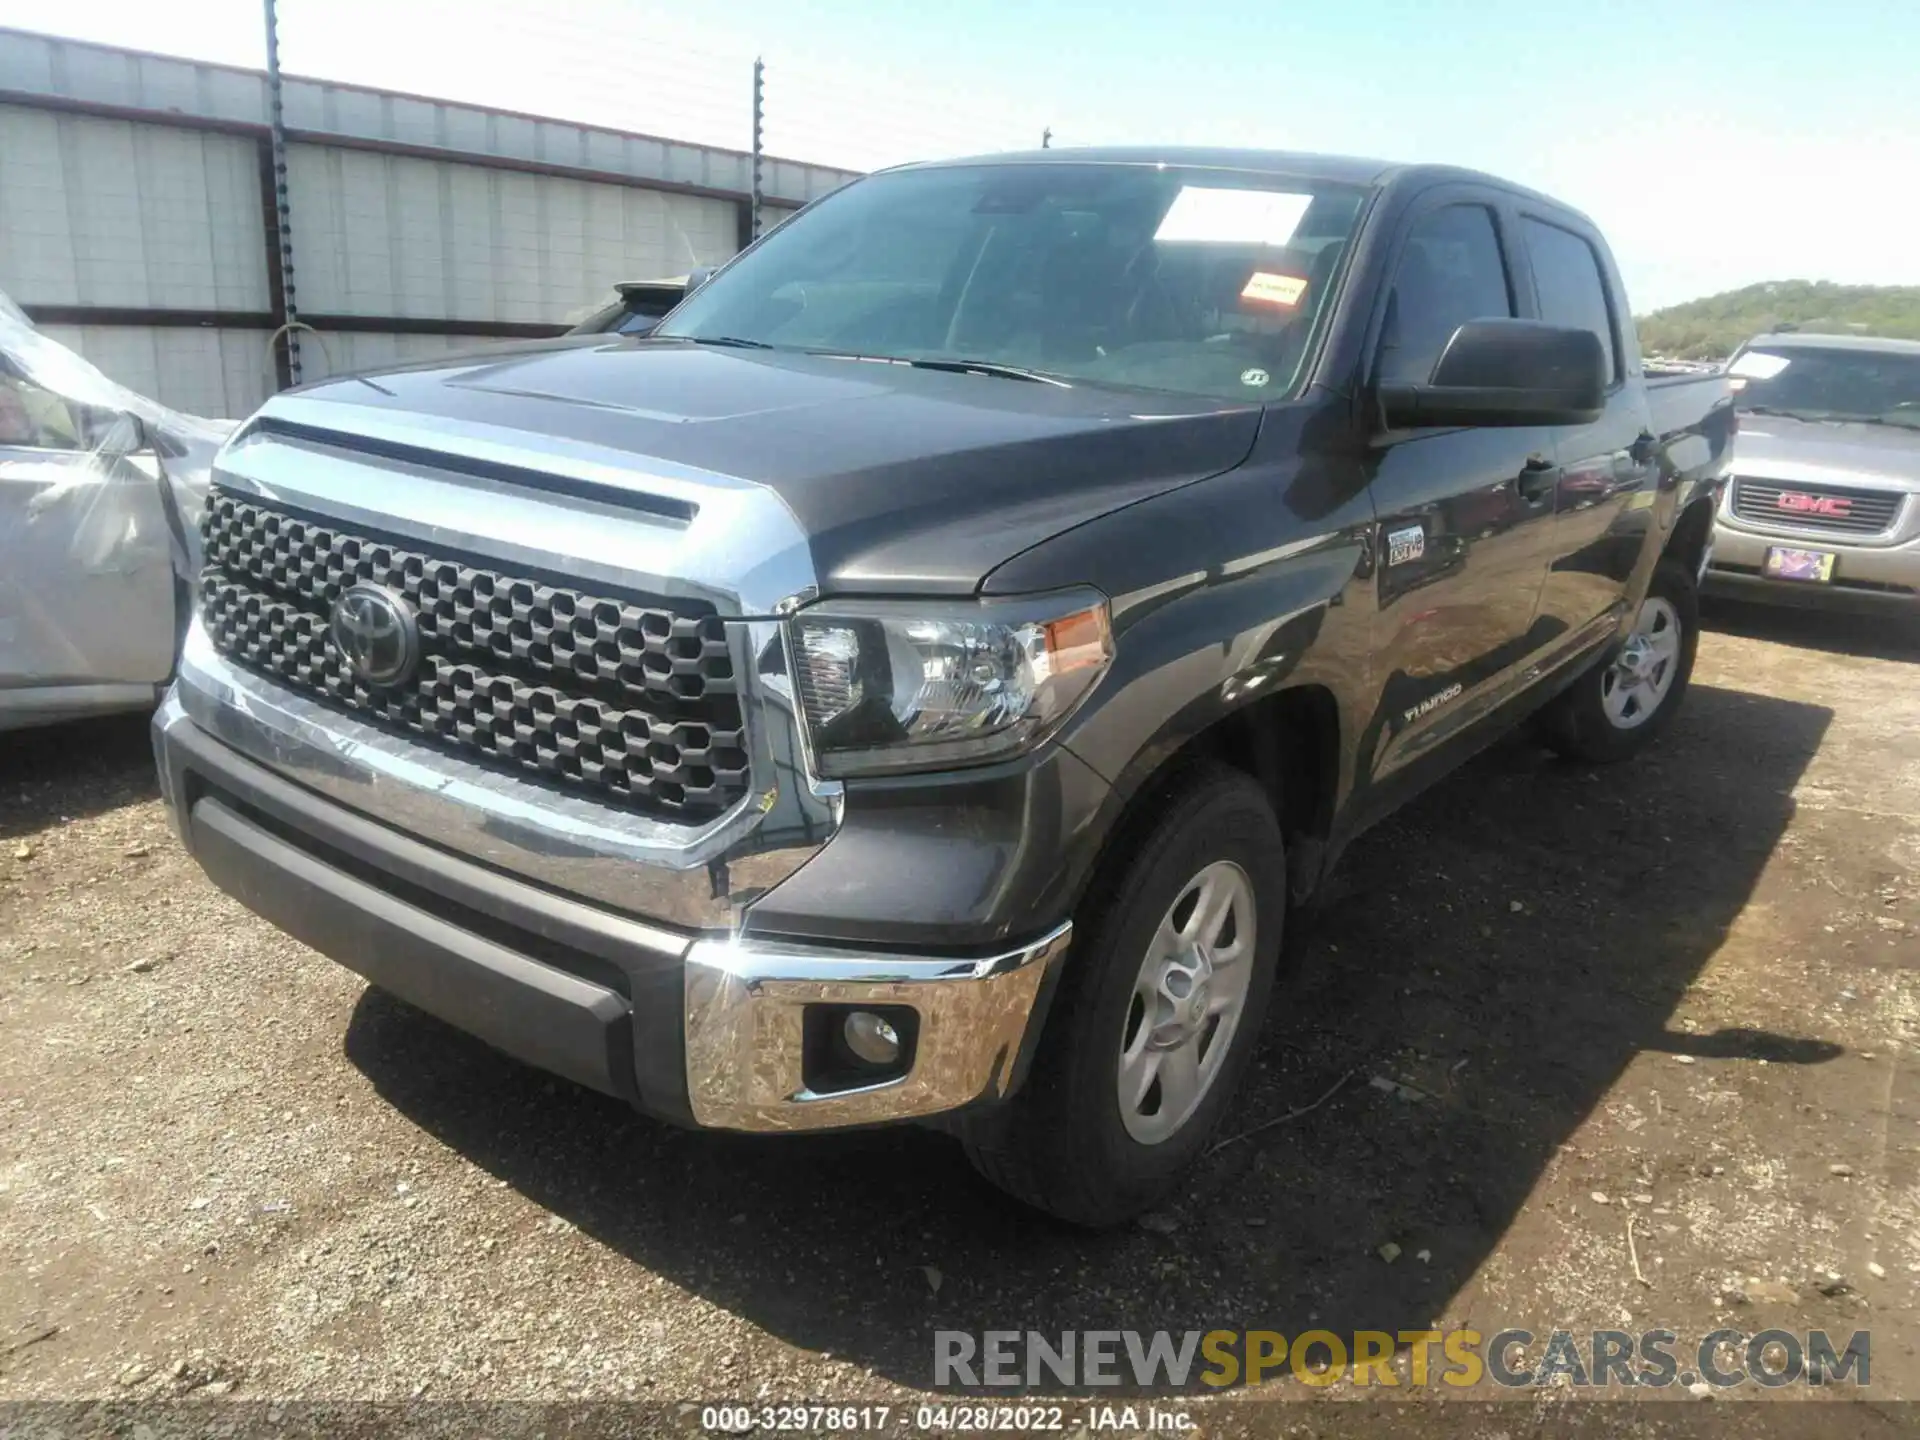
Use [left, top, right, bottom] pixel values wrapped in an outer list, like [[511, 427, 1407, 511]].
[[1377, 204, 1513, 386], [1522, 218, 1619, 382]]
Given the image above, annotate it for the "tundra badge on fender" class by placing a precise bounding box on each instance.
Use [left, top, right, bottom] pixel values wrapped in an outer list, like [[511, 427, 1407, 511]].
[[1403, 681, 1464, 724]]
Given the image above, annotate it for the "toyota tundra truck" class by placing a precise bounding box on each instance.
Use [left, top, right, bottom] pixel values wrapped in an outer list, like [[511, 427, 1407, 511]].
[[153, 149, 1732, 1225]]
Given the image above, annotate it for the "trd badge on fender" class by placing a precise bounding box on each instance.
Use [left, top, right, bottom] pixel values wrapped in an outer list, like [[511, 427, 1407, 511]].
[[329, 583, 421, 687]]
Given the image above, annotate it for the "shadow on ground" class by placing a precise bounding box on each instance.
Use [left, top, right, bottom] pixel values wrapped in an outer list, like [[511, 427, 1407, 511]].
[[0, 711, 157, 840], [345, 680, 1838, 1392], [1703, 594, 1920, 661]]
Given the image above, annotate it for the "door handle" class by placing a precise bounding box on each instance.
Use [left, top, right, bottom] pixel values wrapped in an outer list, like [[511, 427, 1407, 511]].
[[1515, 457, 1558, 505]]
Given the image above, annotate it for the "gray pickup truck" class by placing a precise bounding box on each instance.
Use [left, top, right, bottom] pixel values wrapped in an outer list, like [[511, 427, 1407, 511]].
[[1704, 331, 1920, 611], [154, 149, 1732, 1224]]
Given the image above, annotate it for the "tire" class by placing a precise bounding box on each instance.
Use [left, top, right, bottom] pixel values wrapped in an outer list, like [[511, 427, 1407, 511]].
[[1536, 557, 1699, 763], [962, 763, 1286, 1227]]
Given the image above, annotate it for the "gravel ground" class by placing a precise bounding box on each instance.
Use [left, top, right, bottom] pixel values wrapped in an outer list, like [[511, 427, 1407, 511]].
[[2, 600, 1918, 1435]]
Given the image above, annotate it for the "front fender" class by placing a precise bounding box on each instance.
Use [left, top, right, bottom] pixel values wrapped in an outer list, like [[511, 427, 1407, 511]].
[[990, 427, 1378, 859]]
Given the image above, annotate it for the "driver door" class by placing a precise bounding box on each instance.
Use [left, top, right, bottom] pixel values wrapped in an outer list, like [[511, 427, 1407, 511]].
[[1359, 190, 1561, 801], [0, 372, 178, 719]]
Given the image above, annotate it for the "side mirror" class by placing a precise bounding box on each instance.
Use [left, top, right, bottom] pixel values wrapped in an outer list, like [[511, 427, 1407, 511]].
[[1380, 319, 1606, 429], [684, 266, 718, 295], [85, 408, 151, 457]]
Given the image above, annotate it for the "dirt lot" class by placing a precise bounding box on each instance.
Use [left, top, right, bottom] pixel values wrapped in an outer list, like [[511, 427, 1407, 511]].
[[3, 600, 1918, 1433]]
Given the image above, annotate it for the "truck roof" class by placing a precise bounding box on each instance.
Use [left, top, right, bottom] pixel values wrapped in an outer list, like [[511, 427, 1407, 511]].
[[900, 147, 1588, 224], [1744, 331, 1920, 356], [917, 147, 1400, 185]]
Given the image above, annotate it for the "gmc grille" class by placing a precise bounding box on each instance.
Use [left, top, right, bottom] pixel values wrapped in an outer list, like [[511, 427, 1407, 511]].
[[1729, 478, 1905, 537], [198, 487, 751, 821]]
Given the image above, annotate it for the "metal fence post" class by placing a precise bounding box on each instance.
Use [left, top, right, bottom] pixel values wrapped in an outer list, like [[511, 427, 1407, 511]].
[[263, 0, 302, 385], [751, 57, 764, 241]]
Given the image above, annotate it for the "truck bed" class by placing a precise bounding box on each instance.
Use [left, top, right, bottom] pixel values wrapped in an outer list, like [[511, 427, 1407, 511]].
[[1646, 367, 1738, 491]]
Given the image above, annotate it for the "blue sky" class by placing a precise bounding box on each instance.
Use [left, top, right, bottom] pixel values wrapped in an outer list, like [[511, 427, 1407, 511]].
[[2, 0, 1913, 310]]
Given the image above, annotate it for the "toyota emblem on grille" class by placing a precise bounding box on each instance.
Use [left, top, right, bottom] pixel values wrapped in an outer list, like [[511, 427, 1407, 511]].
[[330, 583, 420, 688]]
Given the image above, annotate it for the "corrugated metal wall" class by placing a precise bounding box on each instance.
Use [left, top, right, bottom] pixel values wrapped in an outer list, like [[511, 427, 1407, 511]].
[[0, 28, 857, 202], [286, 145, 738, 324], [0, 28, 860, 420], [301, 330, 501, 383], [0, 103, 268, 314], [35, 323, 267, 417]]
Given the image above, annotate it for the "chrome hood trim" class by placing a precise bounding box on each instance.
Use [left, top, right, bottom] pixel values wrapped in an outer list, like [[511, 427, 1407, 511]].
[[215, 393, 820, 617]]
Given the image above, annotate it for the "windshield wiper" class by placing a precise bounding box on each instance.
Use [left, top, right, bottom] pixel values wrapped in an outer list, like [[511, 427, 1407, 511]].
[[676, 334, 775, 350], [1743, 404, 1917, 428], [901, 357, 1074, 387], [808, 350, 1074, 387], [1831, 412, 1920, 429], [1740, 404, 1841, 423]]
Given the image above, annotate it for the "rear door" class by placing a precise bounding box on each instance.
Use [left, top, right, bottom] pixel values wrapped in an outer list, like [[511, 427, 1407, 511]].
[[1519, 214, 1660, 646], [1362, 188, 1563, 790]]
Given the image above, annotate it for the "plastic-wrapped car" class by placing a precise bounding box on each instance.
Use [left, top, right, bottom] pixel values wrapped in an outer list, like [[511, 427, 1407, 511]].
[[0, 293, 231, 731]]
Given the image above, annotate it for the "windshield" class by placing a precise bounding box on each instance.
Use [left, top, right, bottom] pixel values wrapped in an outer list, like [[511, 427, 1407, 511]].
[[1729, 344, 1920, 428], [656, 163, 1370, 402]]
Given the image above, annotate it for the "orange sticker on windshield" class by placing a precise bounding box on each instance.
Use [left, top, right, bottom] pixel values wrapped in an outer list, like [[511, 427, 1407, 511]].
[[1241, 271, 1308, 307]]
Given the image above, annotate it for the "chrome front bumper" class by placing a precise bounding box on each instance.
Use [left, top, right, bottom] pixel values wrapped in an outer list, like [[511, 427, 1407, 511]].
[[684, 924, 1072, 1131], [155, 692, 1072, 1132], [168, 619, 840, 930]]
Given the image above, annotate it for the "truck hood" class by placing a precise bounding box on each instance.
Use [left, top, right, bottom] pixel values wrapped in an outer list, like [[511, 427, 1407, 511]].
[[279, 338, 1264, 595], [1734, 411, 1920, 492]]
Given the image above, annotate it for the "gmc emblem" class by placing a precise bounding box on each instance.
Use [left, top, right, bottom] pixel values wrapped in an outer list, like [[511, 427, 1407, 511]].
[[1776, 492, 1852, 517]]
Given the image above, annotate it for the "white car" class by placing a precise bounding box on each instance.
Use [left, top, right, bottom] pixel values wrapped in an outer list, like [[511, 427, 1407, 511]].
[[0, 296, 230, 731]]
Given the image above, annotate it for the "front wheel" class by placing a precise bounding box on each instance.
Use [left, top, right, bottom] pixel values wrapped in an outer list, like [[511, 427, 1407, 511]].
[[1536, 557, 1699, 763], [962, 764, 1286, 1226]]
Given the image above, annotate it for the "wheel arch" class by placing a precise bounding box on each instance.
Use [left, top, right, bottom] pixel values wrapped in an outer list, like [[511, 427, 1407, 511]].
[[1665, 494, 1717, 580], [1075, 681, 1343, 917]]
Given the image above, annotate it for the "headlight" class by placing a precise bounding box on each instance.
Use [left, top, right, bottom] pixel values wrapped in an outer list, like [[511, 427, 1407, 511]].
[[790, 590, 1112, 778]]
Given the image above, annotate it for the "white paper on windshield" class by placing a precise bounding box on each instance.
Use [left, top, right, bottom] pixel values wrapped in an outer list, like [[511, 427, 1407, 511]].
[[1728, 350, 1791, 380], [1154, 187, 1313, 246]]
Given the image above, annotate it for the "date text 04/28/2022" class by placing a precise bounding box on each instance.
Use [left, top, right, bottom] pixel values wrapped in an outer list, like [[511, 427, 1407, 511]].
[[698, 1406, 1195, 1432]]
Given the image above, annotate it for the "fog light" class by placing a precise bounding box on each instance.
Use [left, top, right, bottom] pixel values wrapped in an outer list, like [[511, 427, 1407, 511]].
[[843, 1011, 901, 1065]]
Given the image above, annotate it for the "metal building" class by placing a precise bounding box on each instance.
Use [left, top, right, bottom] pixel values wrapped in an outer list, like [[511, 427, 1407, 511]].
[[0, 26, 859, 418]]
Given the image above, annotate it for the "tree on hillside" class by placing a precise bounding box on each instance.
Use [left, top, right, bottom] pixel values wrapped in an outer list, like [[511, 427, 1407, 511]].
[[1636, 281, 1920, 361]]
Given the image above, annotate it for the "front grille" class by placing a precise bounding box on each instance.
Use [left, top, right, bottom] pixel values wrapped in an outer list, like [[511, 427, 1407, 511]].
[[198, 487, 751, 820], [1730, 478, 1905, 537]]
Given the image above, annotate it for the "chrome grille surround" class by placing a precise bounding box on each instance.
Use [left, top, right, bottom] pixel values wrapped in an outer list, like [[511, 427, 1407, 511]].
[[200, 487, 750, 820]]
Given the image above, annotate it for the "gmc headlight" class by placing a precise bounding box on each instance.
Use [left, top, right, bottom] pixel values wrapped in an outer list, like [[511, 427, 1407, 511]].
[[790, 591, 1112, 778]]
